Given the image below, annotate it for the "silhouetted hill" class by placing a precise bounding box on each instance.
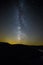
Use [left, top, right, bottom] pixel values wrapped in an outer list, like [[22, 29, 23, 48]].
[[0, 42, 11, 47], [0, 42, 43, 65]]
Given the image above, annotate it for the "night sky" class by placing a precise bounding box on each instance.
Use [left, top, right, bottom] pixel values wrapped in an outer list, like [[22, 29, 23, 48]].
[[0, 0, 43, 45]]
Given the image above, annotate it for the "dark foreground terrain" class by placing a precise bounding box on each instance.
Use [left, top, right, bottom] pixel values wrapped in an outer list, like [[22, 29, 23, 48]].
[[0, 42, 43, 65]]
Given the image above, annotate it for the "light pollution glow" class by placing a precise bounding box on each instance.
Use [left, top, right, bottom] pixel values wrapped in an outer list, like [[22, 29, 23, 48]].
[[0, 35, 43, 45]]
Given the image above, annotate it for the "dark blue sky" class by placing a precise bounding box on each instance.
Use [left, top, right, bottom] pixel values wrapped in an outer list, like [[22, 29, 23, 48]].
[[0, 0, 43, 44]]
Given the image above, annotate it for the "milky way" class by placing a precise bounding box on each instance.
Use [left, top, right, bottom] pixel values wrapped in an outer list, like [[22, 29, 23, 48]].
[[17, 0, 27, 41]]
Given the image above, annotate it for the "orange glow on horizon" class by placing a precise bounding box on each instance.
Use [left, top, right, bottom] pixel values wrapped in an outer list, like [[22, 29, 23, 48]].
[[0, 38, 43, 45]]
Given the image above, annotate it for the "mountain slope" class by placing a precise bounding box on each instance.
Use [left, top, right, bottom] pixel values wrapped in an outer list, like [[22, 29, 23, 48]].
[[0, 42, 43, 64]]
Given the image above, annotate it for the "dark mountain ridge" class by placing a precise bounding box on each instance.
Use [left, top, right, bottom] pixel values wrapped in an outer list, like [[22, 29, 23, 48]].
[[0, 42, 43, 64]]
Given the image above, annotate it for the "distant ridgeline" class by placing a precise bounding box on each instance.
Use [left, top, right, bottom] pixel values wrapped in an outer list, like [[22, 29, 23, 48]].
[[0, 42, 43, 49]]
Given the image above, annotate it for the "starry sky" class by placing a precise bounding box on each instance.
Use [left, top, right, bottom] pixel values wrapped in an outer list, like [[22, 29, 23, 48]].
[[0, 0, 43, 45]]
